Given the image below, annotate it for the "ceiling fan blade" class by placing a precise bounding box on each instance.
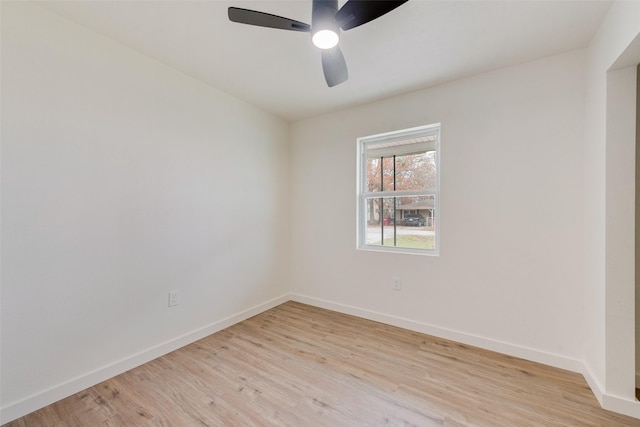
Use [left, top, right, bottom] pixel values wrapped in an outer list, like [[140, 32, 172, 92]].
[[228, 8, 310, 32], [321, 46, 348, 87], [335, 0, 408, 31]]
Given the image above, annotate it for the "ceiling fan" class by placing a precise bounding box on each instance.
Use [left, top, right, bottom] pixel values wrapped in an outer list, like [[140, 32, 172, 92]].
[[228, 0, 409, 87]]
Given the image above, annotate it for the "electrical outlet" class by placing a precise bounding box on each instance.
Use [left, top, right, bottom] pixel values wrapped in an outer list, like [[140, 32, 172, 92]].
[[168, 290, 180, 307], [392, 277, 401, 291]]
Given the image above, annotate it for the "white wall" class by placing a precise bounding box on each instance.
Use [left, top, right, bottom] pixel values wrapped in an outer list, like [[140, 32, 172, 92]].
[[583, 0, 640, 418], [290, 50, 586, 370], [0, 3, 290, 422], [637, 63, 640, 392], [605, 64, 636, 400]]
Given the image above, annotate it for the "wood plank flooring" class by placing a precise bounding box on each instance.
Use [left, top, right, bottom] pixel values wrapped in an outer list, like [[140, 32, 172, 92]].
[[4, 301, 640, 426]]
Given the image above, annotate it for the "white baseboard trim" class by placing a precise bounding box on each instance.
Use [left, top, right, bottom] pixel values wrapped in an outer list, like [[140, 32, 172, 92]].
[[588, 366, 640, 419], [289, 293, 583, 374], [0, 293, 290, 425], [601, 393, 640, 419], [581, 362, 605, 405], [582, 362, 640, 418]]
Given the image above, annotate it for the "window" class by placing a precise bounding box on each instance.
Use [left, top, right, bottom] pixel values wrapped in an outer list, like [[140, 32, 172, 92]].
[[357, 124, 440, 255]]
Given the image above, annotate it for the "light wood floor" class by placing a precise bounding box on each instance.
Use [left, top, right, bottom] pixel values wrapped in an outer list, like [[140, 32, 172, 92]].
[[5, 301, 640, 426]]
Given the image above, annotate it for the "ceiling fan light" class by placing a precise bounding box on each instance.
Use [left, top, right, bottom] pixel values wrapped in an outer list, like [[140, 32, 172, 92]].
[[312, 29, 339, 49]]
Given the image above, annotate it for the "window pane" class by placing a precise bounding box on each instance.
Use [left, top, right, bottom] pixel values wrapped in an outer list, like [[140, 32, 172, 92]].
[[366, 220, 382, 245], [364, 195, 436, 250], [364, 197, 396, 246], [382, 157, 395, 191], [395, 195, 436, 250], [395, 151, 436, 191], [367, 151, 436, 193], [366, 156, 396, 192], [366, 158, 381, 192]]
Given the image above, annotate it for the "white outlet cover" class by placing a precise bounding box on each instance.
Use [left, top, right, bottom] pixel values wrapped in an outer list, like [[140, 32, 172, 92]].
[[168, 290, 180, 307]]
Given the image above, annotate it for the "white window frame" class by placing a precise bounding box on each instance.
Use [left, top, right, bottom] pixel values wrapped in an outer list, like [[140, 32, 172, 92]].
[[356, 123, 440, 256]]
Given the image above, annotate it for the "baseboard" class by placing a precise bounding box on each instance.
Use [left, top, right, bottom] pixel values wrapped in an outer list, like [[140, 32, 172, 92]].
[[290, 293, 583, 374], [581, 362, 605, 405], [602, 393, 640, 418], [582, 362, 640, 418], [0, 293, 290, 425]]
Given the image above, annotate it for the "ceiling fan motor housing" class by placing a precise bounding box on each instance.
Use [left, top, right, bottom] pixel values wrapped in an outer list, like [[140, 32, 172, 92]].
[[312, 0, 340, 41]]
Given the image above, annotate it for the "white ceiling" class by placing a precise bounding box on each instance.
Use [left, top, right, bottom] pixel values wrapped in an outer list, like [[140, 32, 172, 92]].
[[37, 0, 612, 121]]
